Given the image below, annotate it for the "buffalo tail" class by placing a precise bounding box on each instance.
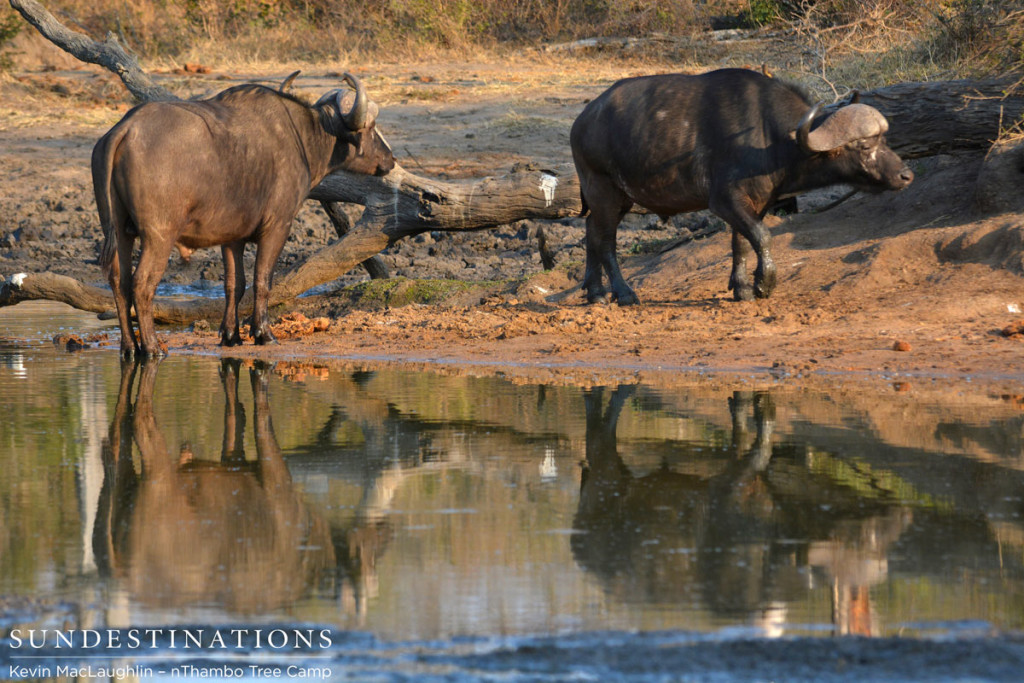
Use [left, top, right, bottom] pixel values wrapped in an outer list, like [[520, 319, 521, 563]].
[[91, 128, 123, 277], [579, 190, 590, 217]]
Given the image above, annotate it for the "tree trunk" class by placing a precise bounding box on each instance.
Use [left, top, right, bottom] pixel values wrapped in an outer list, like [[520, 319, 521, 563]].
[[830, 79, 1024, 159], [5, 0, 1023, 322], [318, 201, 390, 280]]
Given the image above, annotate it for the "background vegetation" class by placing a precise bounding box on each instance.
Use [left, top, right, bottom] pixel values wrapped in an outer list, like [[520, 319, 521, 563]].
[[0, 0, 1021, 78]]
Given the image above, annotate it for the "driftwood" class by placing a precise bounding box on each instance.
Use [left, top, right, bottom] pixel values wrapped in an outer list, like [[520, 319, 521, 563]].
[[542, 34, 680, 53], [4, 0, 1024, 322]]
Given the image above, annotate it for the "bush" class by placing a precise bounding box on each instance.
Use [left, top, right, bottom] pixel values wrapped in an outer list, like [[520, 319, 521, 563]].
[[0, 7, 22, 71], [776, 0, 1020, 87], [5, 0, 1020, 77], [927, 0, 1024, 74]]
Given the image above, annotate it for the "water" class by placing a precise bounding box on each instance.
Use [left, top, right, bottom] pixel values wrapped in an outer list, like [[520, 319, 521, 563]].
[[2, 302, 1024, 681]]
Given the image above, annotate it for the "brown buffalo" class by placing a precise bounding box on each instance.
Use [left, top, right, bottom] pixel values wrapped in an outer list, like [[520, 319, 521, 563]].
[[92, 73, 394, 357], [92, 359, 337, 611]]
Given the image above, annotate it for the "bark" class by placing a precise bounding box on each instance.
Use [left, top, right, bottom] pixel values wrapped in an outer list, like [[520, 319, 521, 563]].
[[6, 0, 1024, 323], [542, 34, 679, 53], [830, 79, 1024, 159], [0, 272, 224, 323], [279, 162, 581, 304], [317, 200, 390, 280], [8, 0, 175, 102], [0, 161, 582, 322]]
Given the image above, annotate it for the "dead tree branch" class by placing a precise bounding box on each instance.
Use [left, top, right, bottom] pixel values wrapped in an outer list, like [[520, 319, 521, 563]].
[[318, 200, 390, 280], [9, 0, 175, 102]]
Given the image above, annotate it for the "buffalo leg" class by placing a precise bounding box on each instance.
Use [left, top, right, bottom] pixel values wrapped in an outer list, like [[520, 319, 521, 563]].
[[220, 241, 246, 347], [727, 230, 755, 301], [108, 230, 138, 358], [712, 195, 776, 300], [598, 227, 640, 306], [132, 239, 173, 357], [582, 219, 609, 303], [250, 225, 288, 345], [219, 358, 246, 464], [250, 360, 290, 488], [582, 178, 634, 304]]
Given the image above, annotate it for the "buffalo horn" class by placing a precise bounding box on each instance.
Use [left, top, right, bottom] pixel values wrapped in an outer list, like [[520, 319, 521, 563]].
[[802, 103, 890, 152], [341, 72, 369, 130], [796, 103, 821, 154]]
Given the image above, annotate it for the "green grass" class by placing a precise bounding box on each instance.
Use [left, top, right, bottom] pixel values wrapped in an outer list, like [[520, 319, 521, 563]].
[[339, 277, 493, 308]]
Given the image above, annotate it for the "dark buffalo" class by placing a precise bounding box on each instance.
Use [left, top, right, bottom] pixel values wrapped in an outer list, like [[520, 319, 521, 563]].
[[570, 68, 914, 304], [93, 73, 395, 357]]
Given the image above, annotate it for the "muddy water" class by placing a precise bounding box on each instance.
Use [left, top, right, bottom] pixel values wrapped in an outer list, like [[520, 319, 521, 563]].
[[2, 302, 1024, 681]]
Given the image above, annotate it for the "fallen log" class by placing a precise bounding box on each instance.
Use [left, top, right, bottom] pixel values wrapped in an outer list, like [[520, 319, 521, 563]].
[[0, 272, 221, 323], [0, 160, 583, 322], [828, 79, 1024, 159], [5, 0, 1023, 324]]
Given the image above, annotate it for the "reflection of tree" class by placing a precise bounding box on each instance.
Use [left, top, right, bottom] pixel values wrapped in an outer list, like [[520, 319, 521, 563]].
[[572, 387, 915, 636], [289, 377, 463, 617], [93, 359, 340, 613]]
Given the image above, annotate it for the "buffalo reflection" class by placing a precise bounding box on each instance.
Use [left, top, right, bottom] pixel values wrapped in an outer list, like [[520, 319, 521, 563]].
[[572, 386, 912, 636], [92, 359, 390, 615]]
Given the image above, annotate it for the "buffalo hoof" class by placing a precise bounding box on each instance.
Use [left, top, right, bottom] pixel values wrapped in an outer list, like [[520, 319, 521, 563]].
[[731, 285, 756, 302], [754, 265, 777, 299], [754, 279, 776, 299], [584, 284, 609, 304], [219, 333, 243, 347], [613, 290, 640, 306], [253, 332, 279, 346]]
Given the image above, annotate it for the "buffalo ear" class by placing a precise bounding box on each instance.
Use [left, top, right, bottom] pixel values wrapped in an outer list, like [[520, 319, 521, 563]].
[[314, 89, 359, 138], [339, 126, 366, 155], [279, 70, 301, 93], [366, 101, 380, 129]]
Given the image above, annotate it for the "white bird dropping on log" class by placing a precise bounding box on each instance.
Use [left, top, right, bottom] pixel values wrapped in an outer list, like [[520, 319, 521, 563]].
[[539, 174, 558, 207]]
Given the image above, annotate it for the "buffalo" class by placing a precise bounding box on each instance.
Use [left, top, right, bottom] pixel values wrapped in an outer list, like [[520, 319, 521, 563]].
[[94, 359, 338, 611], [570, 68, 914, 304], [92, 73, 395, 358]]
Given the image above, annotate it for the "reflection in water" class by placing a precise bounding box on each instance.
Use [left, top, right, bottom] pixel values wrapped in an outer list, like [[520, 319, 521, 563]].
[[92, 359, 389, 615], [2, 327, 1024, 643], [573, 387, 915, 636]]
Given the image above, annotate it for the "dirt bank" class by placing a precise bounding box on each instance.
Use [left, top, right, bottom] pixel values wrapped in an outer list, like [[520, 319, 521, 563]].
[[2, 57, 1023, 382]]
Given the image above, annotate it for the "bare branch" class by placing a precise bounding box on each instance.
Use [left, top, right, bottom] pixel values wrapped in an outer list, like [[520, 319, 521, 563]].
[[8, 0, 176, 102], [318, 200, 390, 279]]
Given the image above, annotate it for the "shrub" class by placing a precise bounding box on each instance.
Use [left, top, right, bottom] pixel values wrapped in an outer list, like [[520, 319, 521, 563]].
[[927, 0, 1024, 74], [0, 7, 23, 71]]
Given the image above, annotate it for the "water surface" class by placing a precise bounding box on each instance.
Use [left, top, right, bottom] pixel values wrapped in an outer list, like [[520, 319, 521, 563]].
[[2, 302, 1024, 680]]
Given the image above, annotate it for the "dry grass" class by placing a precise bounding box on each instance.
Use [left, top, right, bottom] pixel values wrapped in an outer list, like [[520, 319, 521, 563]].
[[2, 0, 1020, 131]]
